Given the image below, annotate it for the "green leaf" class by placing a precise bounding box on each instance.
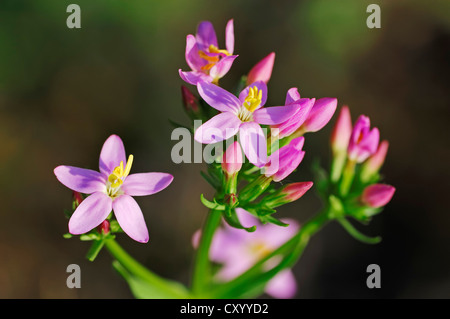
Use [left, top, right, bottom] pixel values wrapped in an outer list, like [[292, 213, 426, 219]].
[[112, 261, 190, 299], [63, 233, 73, 239]]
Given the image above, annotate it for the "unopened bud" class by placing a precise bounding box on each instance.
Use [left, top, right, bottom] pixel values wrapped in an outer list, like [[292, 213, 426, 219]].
[[97, 220, 110, 235], [247, 52, 275, 85], [360, 140, 389, 182], [361, 184, 395, 208], [222, 141, 243, 176], [262, 182, 313, 208], [181, 85, 199, 116]]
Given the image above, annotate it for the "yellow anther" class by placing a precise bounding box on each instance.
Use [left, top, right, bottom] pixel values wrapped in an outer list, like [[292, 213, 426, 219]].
[[201, 63, 216, 71], [208, 44, 231, 56], [244, 86, 263, 112], [107, 155, 134, 191], [123, 155, 133, 178], [198, 50, 220, 63]]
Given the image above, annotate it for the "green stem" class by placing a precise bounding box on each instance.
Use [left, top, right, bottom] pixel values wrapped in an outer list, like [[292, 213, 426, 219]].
[[104, 239, 188, 298], [337, 217, 382, 244], [210, 209, 331, 298], [191, 209, 222, 295], [330, 152, 346, 183], [339, 159, 356, 196]]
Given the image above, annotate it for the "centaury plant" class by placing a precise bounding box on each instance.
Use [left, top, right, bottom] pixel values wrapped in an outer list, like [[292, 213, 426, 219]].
[[54, 19, 395, 299]]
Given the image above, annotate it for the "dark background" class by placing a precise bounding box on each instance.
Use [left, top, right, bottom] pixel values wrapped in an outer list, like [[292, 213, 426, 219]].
[[0, 0, 449, 298]]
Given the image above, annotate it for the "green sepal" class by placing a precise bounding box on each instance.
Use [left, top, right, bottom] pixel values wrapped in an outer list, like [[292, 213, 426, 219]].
[[200, 194, 226, 211], [222, 208, 257, 232], [260, 214, 290, 227], [63, 233, 73, 239], [80, 233, 100, 241]]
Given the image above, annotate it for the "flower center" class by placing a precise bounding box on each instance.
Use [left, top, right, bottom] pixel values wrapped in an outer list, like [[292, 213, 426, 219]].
[[237, 86, 262, 122], [106, 154, 133, 198], [198, 44, 231, 72], [244, 86, 262, 112], [249, 242, 272, 259]]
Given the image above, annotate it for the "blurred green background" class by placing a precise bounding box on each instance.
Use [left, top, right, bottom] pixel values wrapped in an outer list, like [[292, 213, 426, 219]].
[[0, 0, 449, 298]]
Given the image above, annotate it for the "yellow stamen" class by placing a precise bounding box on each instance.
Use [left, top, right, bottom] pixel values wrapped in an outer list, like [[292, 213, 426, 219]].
[[107, 155, 134, 195], [123, 154, 133, 178], [244, 86, 263, 112], [201, 63, 216, 71], [208, 44, 231, 56], [198, 50, 220, 63]]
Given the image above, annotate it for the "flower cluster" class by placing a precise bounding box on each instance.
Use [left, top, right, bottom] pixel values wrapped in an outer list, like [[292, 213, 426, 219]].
[[179, 20, 337, 230], [179, 20, 340, 297]]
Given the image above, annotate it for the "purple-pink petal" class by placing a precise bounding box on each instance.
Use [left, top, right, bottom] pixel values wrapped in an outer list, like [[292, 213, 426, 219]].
[[285, 87, 301, 105], [253, 104, 300, 125], [179, 69, 212, 85], [239, 81, 268, 109], [99, 134, 127, 176], [68, 192, 112, 235], [302, 97, 337, 132], [225, 19, 234, 54], [197, 81, 241, 113], [239, 122, 268, 167], [185, 34, 205, 72], [274, 99, 315, 138], [265, 138, 305, 182], [122, 173, 173, 197], [54, 166, 106, 194], [196, 21, 218, 50], [209, 55, 238, 80], [265, 269, 297, 299], [194, 112, 241, 144], [113, 195, 149, 243]]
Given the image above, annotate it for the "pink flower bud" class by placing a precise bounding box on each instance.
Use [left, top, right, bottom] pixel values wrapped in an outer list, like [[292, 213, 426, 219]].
[[222, 141, 243, 175], [363, 140, 389, 175], [331, 106, 352, 153], [281, 182, 314, 202], [301, 98, 337, 133], [361, 184, 395, 208], [262, 181, 313, 208], [181, 85, 199, 113], [347, 115, 380, 163], [72, 191, 83, 207], [97, 219, 110, 235], [246, 52, 275, 85]]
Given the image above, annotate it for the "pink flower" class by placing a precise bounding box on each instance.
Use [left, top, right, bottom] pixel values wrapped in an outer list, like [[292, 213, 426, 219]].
[[330, 105, 352, 153], [264, 137, 305, 182], [271, 88, 315, 139], [193, 209, 299, 298], [246, 52, 276, 85], [179, 20, 238, 85], [222, 141, 243, 176], [54, 135, 173, 243], [194, 81, 299, 167], [347, 115, 380, 163], [361, 184, 395, 208]]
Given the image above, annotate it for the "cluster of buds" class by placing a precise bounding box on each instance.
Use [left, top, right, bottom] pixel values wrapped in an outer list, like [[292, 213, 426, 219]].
[[316, 106, 395, 242]]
